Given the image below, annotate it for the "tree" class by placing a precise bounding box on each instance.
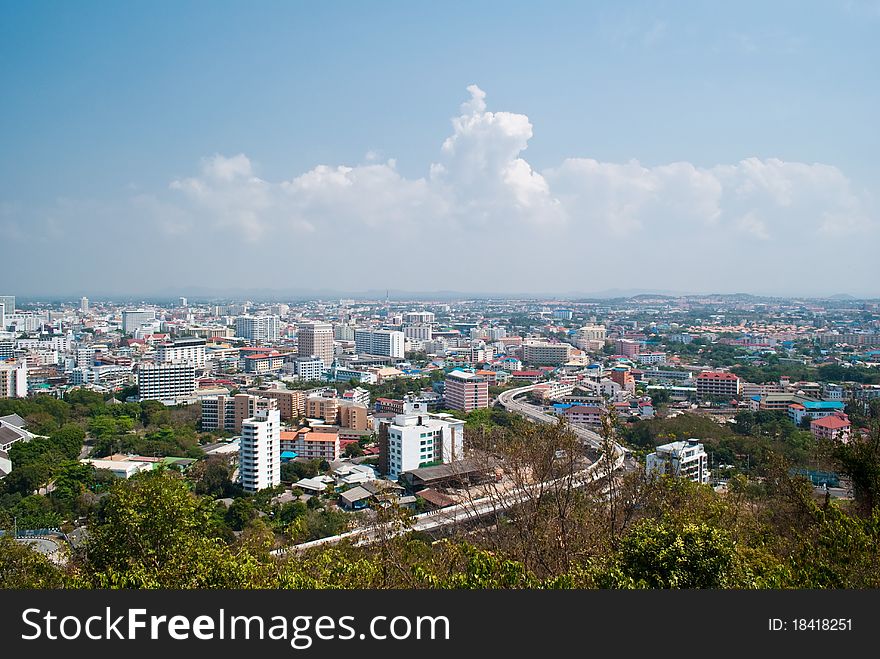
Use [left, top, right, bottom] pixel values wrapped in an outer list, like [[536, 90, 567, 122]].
[[0, 535, 66, 588], [2, 463, 50, 496], [191, 456, 235, 497], [600, 520, 739, 588], [80, 470, 273, 588], [225, 497, 258, 531], [834, 423, 880, 516]]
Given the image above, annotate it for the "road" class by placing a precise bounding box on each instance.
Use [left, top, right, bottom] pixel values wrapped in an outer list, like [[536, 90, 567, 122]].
[[273, 383, 626, 555]]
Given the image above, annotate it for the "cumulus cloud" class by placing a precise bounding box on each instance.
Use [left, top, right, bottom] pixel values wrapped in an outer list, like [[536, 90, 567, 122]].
[[9, 85, 877, 295], [155, 86, 870, 250]]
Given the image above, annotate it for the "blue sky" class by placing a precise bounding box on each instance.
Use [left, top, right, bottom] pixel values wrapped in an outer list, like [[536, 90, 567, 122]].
[[2, 1, 878, 297]]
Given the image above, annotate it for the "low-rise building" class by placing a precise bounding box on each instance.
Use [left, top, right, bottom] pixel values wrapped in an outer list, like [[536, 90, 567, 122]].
[[563, 405, 604, 427], [810, 413, 851, 443], [788, 400, 847, 425], [287, 427, 340, 462]]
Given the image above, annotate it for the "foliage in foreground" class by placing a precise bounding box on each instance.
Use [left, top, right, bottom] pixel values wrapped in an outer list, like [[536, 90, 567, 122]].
[[3, 464, 880, 590]]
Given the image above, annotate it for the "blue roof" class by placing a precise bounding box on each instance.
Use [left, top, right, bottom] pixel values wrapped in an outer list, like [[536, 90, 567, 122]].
[[280, 451, 298, 459], [801, 401, 845, 410]]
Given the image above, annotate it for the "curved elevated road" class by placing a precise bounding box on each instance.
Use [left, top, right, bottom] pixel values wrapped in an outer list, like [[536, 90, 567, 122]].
[[274, 383, 625, 555]]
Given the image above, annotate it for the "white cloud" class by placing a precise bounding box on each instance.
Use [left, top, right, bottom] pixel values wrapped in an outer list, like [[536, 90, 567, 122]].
[[141, 85, 873, 292], [10, 85, 876, 295]]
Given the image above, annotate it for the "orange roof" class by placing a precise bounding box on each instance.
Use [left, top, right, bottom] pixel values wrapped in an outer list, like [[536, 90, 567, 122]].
[[811, 416, 850, 429], [697, 371, 739, 380], [302, 434, 338, 442]]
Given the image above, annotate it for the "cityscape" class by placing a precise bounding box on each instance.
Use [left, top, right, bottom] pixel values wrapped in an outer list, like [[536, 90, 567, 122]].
[[2, 291, 880, 588], [2, 2, 879, 602]]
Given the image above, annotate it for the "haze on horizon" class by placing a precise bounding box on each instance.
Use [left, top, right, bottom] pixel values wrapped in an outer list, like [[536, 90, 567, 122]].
[[2, 2, 878, 299]]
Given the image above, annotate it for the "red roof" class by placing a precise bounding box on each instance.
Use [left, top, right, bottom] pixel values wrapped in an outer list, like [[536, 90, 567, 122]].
[[512, 370, 542, 376], [697, 371, 739, 380], [811, 416, 850, 429]]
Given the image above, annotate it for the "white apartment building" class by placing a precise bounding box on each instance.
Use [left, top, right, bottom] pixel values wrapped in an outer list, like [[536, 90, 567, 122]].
[[575, 325, 606, 350], [636, 352, 667, 366], [0, 296, 14, 315], [297, 321, 334, 368], [403, 324, 433, 341], [235, 315, 280, 342], [137, 362, 196, 403], [156, 337, 207, 368], [485, 327, 506, 341], [355, 329, 405, 358], [291, 356, 326, 381], [522, 341, 572, 365], [334, 324, 356, 341], [80, 297, 89, 313], [646, 439, 710, 484], [74, 346, 95, 369], [0, 360, 27, 398], [382, 402, 465, 480], [240, 408, 281, 492], [122, 309, 156, 334]]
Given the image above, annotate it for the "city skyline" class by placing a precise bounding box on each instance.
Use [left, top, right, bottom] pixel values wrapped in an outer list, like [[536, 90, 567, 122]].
[[2, 2, 878, 297]]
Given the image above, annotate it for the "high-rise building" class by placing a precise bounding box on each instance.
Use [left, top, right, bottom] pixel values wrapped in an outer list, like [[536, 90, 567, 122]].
[[240, 408, 281, 492], [378, 402, 465, 480], [354, 329, 405, 358], [201, 394, 276, 433], [615, 339, 641, 358], [297, 322, 334, 368], [179, 296, 188, 307], [305, 394, 340, 424], [334, 324, 356, 341], [444, 370, 489, 413], [256, 388, 305, 421], [522, 341, 572, 365], [156, 337, 207, 368], [137, 362, 196, 403], [122, 309, 156, 334], [695, 371, 741, 399], [235, 315, 280, 342], [0, 360, 28, 398], [0, 296, 15, 316], [575, 325, 606, 350], [74, 346, 95, 369], [403, 324, 432, 341], [80, 297, 89, 314]]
